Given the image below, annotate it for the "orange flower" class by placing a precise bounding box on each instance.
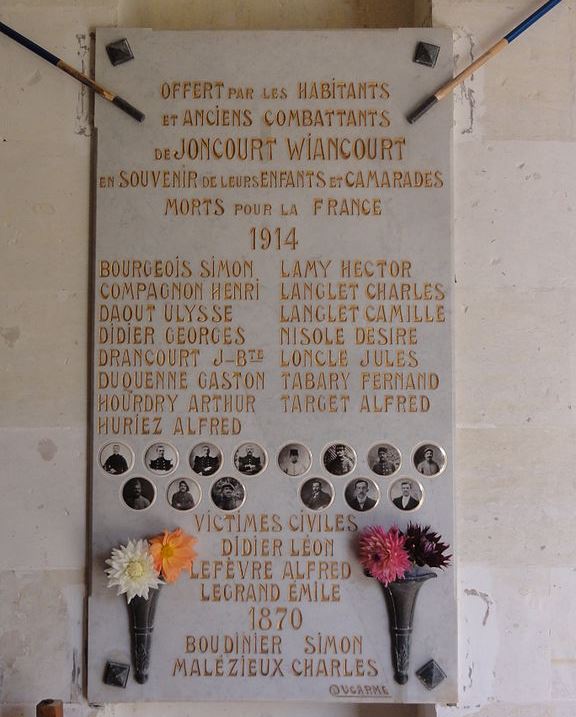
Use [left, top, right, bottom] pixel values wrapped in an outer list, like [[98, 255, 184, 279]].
[[149, 528, 197, 583]]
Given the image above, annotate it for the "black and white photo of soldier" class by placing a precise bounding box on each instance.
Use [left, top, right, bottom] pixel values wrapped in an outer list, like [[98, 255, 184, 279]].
[[146, 443, 177, 474], [168, 478, 199, 511], [122, 477, 155, 511], [413, 444, 446, 476], [369, 443, 401, 476], [211, 477, 245, 511], [323, 443, 355, 476], [100, 442, 132, 475], [278, 443, 311, 477], [234, 443, 265, 476], [190, 443, 221, 476]]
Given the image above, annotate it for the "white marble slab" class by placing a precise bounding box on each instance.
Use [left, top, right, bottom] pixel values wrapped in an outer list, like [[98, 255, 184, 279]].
[[88, 28, 455, 703]]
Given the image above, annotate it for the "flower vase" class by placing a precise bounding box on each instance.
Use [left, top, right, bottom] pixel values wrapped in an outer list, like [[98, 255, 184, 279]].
[[126, 587, 161, 684], [381, 570, 436, 685]]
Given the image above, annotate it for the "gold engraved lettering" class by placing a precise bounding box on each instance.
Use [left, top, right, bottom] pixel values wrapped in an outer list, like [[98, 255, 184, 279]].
[[99, 281, 203, 301], [98, 348, 199, 368], [99, 303, 156, 322], [312, 197, 382, 216], [358, 349, 418, 368], [190, 512, 283, 534], [98, 325, 154, 345], [190, 559, 273, 580], [164, 326, 245, 345], [196, 370, 264, 390], [340, 259, 412, 278], [280, 281, 359, 301], [280, 393, 350, 413], [98, 370, 188, 389], [99, 258, 193, 278], [287, 513, 357, 533], [290, 657, 378, 677], [263, 107, 390, 128], [289, 538, 334, 557], [97, 415, 162, 435], [285, 136, 404, 162], [296, 80, 390, 100], [185, 633, 281, 655], [281, 371, 349, 391], [160, 81, 225, 100], [281, 560, 351, 580], [211, 280, 260, 301], [287, 582, 341, 602], [359, 394, 431, 413], [344, 169, 444, 189], [279, 349, 348, 367], [220, 537, 283, 557], [280, 303, 359, 323], [200, 582, 281, 602], [173, 416, 242, 435], [360, 371, 439, 391], [280, 328, 345, 346], [304, 634, 363, 655], [354, 328, 417, 347], [187, 394, 255, 413], [163, 304, 232, 322], [97, 392, 178, 413], [363, 303, 445, 323]]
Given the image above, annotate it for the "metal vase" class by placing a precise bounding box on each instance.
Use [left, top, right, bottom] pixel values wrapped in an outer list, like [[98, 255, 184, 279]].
[[126, 587, 161, 684], [381, 571, 436, 685]]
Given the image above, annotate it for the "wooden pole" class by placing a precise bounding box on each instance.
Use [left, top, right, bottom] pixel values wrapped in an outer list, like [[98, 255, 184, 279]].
[[36, 699, 64, 717], [407, 0, 564, 123]]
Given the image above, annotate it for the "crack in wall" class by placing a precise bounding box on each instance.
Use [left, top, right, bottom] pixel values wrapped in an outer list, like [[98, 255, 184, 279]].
[[75, 33, 91, 137], [464, 588, 493, 626], [459, 30, 476, 135]]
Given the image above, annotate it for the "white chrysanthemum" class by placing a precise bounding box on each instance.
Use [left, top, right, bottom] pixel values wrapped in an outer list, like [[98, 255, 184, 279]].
[[105, 539, 162, 603]]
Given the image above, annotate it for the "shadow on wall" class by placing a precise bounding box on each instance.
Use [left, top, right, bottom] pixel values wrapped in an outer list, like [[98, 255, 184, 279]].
[[118, 0, 431, 30], [358, 705, 436, 717]]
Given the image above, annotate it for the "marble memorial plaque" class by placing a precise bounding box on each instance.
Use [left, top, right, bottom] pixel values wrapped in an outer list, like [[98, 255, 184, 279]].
[[88, 29, 456, 703]]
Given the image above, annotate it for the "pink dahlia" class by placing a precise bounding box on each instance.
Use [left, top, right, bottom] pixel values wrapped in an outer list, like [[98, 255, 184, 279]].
[[359, 526, 411, 586]]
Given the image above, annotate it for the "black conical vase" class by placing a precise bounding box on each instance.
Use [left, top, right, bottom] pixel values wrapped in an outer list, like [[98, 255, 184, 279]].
[[381, 570, 436, 685], [126, 587, 161, 684]]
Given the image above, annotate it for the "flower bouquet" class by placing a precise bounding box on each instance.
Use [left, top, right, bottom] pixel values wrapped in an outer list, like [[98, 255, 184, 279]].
[[105, 528, 197, 684], [358, 524, 451, 685]]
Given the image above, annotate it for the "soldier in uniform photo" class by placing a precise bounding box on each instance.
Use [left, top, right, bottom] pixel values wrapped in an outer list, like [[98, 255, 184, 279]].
[[170, 480, 195, 511], [414, 445, 443, 476], [371, 445, 400, 476], [323, 443, 355, 476], [212, 477, 244, 511], [300, 478, 333, 510], [278, 444, 311, 477], [123, 478, 153, 510], [345, 478, 378, 512], [391, 479, 422, 511], [148, 444, 174, 472], [234, 445, 264, 475], [192, 444, 220, 476], [102, 443, 129, 475]]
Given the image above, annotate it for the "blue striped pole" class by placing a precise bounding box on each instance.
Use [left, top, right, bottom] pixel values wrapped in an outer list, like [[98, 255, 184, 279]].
[[407, 0, 564, 124]]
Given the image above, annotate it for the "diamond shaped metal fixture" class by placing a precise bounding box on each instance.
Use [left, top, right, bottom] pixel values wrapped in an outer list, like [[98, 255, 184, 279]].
[[414, 41, 441, 68], [416, 659, 447, 690], [103, 660, 130, 687], [106, 38, 134, 66]]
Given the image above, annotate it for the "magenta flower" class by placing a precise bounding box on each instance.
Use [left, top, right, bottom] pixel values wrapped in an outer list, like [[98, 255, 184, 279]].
[[359, 526, 411, 586]]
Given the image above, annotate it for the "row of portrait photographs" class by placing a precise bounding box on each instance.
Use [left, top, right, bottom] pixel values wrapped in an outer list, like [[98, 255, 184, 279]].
[[100, 441, 448, 479], [121, 475, 427, 514]]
